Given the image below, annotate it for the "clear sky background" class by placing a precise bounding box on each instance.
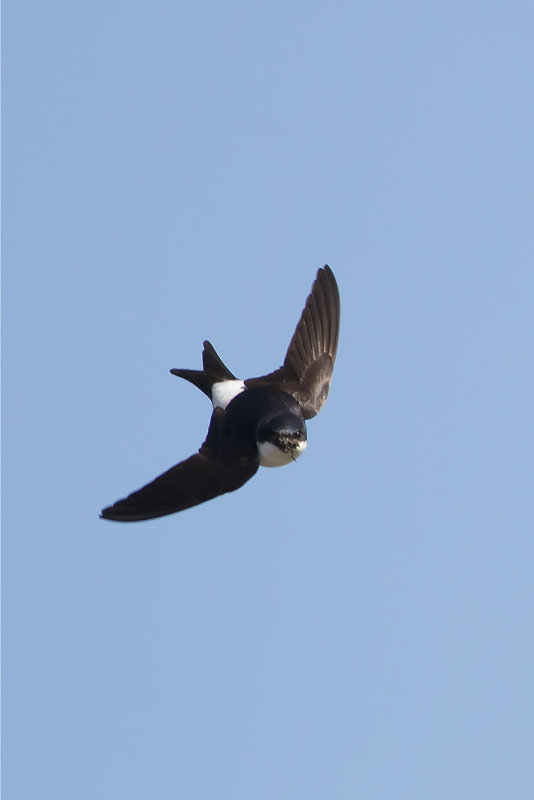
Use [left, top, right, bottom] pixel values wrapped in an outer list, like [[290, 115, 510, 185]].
[[3, 1, 534, 798]]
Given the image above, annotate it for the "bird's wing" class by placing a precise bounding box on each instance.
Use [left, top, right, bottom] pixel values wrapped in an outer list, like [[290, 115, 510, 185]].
[[101, 410, 259, 522], [245, 265, 340, 419]]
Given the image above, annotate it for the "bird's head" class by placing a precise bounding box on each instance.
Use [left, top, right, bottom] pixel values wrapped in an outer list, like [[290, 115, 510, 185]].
[[256, 412, 307, 468]]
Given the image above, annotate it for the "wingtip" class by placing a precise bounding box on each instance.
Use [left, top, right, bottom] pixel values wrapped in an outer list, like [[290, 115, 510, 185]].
[[318, 263, 335, 281], [317, 264, 340, 303], [100, 506, 143, 522]]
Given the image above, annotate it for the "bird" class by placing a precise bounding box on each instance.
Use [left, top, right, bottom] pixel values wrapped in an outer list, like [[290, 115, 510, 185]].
[[100, 265, 340, 521]]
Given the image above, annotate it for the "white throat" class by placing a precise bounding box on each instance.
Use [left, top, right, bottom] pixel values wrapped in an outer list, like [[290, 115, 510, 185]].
[[258, 439, 307, 468]]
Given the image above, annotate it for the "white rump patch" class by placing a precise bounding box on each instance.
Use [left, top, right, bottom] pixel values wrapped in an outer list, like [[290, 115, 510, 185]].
[[258, 440, 307, 468], [211, 379, 246, 410]]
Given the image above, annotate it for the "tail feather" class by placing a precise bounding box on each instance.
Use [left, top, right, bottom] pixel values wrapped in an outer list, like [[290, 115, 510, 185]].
[[170, 340, 236, 398]]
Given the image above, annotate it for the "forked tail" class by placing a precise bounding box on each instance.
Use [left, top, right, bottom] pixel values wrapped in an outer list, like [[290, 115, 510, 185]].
[[170, 340, 237, 398]]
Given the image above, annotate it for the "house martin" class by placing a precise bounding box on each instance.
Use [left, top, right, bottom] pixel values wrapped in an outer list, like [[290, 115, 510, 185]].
[[101, 265, 340, 521]]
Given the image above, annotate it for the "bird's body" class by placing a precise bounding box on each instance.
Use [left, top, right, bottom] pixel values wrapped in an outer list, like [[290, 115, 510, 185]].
[[101, 265, 340, 521]]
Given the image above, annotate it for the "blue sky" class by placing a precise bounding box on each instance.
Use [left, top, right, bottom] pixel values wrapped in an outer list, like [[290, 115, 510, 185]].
[[3, 1, 534, 797]]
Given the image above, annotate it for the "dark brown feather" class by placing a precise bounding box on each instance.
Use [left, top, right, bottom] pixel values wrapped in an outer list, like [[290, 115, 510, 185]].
[[245, 265, 340, 419], [100, 408, 258, 521]]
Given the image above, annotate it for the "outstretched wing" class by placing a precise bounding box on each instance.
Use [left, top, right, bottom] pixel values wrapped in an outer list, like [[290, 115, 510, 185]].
[[101, 410, 259, 522], [245, 265, 340, 419]]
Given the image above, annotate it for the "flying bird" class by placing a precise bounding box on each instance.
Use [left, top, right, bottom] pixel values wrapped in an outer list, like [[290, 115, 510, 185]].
[[101, 265, 340, 521]]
